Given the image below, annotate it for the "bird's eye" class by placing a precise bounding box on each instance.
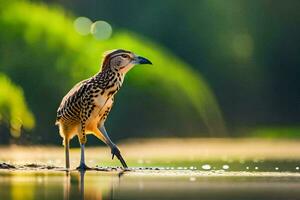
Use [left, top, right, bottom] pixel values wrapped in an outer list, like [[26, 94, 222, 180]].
[[121, 54, 129, 59]]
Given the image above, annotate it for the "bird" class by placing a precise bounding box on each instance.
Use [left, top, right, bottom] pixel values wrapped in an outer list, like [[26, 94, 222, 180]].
[[55, 49, 152, 170]]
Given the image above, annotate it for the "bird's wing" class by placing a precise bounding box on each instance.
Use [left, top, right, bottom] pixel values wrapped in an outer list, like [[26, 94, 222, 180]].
[[56, 79, 89, 121]]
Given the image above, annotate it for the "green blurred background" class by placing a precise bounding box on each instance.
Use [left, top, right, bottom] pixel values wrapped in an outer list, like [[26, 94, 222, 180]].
[[0, 0, 299, 145]]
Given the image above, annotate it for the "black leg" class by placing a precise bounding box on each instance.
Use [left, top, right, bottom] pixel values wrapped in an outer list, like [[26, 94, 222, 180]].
[[111, 145, 128, 168], [99, 125, 128, 169]]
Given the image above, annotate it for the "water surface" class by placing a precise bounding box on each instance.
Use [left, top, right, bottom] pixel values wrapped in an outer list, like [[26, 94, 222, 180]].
[[1, 139, 300, 200], [1, 169, 300, 200]]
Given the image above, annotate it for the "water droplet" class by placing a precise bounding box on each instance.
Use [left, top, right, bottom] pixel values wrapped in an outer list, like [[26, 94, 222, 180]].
[[255, 167, 259, 170], [296, 167, 299, 170], [91, 21, 112, 40], [189, 177, 196, 182], [47, 160, 53, 164], [222, 165, 230, 170], [202, 164, 211, 170], [246, 166, 249, 170], [74, 17, 92, 35], [275, 167, 279, 170]]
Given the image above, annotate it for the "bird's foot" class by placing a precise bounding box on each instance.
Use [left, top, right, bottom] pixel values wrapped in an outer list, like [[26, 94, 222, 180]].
[[76, 163, 91, 171], [111, 145, 128, 169]]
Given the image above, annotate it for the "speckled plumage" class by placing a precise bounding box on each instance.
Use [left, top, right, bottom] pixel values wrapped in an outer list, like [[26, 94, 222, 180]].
[[56, 68, 121, 123], [55, 49, 152, 169], [56, 54, 124, 144]]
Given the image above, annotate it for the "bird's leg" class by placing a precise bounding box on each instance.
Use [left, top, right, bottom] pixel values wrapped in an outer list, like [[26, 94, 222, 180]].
[[99, 126, 128, 168], [77, 123, 90, 171], [64, 138, 70, 170], [77, 144, 90, 170]]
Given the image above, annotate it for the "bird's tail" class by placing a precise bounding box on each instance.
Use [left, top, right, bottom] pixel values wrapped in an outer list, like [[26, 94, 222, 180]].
[[55, 117, 61, 126]]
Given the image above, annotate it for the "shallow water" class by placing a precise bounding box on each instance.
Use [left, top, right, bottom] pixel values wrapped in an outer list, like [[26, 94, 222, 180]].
[[1, 169, 300, 200], [1, 140, 300, 200]]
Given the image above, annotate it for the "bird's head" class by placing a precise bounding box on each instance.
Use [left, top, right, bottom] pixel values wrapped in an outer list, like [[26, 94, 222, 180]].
[[101, 49, 152, 74]]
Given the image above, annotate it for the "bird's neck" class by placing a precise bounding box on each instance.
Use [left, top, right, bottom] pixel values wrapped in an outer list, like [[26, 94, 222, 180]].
[[95, 66, 125, 95]]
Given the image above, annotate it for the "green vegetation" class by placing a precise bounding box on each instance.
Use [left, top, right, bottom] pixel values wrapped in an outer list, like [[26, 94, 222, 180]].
[[0, 1, 225, 144], [248, 126, 300, 138], [82, 0, 300, 132], [0, 73, 34, 138]]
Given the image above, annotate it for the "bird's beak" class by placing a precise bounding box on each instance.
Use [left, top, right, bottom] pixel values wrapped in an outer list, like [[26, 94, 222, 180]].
[[136, 56, 152, 65]]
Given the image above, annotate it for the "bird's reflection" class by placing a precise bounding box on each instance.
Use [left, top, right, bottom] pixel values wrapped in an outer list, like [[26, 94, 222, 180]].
[[63, 171, 71, 200], [63, 169, 125, 200], [79, 171, 85, 200]]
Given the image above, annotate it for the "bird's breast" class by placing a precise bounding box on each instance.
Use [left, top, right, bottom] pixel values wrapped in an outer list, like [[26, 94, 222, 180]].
[[87, 95, 114, 128], [93, 93, 107, 107]]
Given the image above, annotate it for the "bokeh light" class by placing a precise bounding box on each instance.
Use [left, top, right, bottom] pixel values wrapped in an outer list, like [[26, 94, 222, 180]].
[[231, 33, 254, 62], [91, 20, 112, 40], [73, 17, 92, 35]]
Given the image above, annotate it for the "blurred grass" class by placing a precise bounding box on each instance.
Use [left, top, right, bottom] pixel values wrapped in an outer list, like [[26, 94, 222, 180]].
[[0, 1, 225, 142], [0, 73, 34, 137], [247, 126, 300, 138]]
